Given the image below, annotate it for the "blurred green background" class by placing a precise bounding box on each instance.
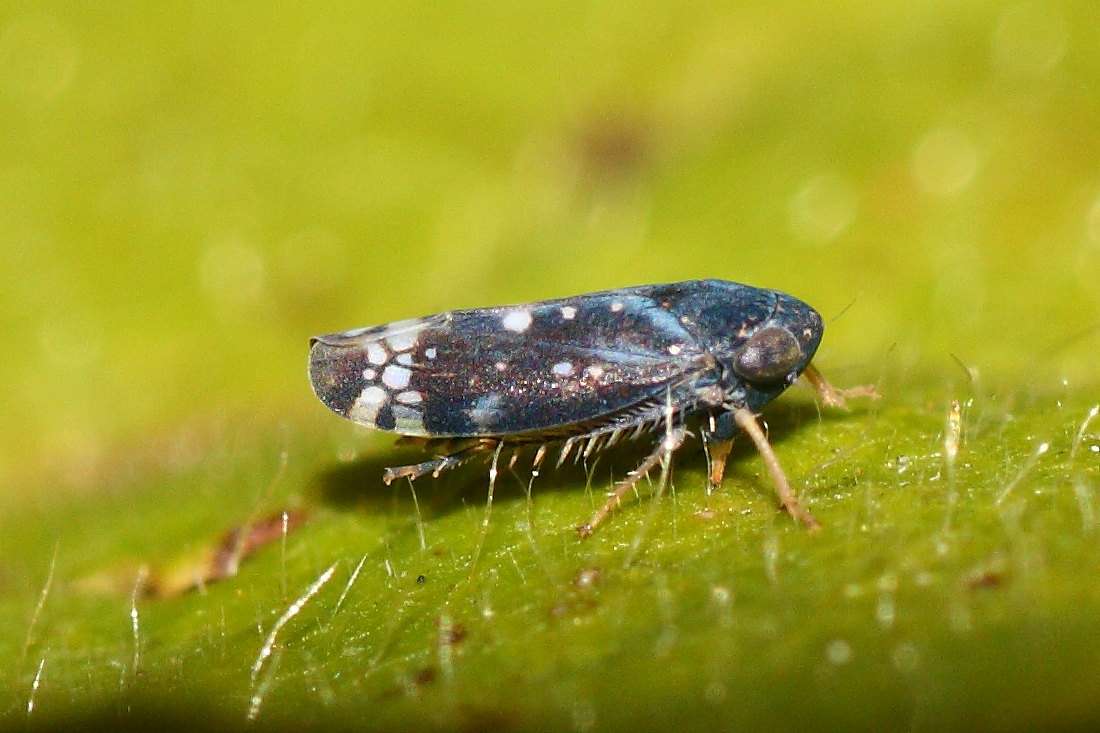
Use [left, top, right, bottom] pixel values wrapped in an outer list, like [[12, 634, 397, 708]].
[[3, 1, 1100, 730]]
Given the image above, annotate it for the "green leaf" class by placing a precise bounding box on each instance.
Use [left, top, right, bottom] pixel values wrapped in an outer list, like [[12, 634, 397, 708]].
[[5, 382, 1100, 729]]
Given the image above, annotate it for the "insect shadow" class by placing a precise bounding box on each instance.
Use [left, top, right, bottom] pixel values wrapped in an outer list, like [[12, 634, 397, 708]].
[[314, 398, 843, 529]]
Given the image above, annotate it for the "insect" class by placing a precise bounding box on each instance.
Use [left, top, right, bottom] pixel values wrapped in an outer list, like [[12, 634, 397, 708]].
[[309, 279, 873, 536]]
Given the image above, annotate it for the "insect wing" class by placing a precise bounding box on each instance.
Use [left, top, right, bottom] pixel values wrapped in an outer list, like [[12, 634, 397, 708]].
[[309, 293, 709, 438]]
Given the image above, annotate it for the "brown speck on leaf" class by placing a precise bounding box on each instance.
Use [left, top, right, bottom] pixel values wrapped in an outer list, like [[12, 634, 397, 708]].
[[412, 666, 437, 685], [967, 570, 1007, 589], [435, 619, 469, 645], [380, 666, 439, 699]]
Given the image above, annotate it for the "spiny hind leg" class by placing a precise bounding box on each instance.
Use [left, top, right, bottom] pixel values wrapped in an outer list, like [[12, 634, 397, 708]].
[[382, 438, 500, 484], [577, 427, 687, 538]]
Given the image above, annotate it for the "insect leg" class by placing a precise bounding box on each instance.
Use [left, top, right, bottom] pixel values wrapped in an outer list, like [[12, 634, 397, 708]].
[[382, 439, 500, 485], [576, 427, 687, 538], [732, 407, 819, 530], [801, 363, 879, 408], [705, 439, 734, 489], [701, 411, 737, 490]]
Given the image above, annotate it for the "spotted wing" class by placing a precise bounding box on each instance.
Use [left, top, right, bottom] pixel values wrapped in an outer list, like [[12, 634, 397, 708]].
[[309, 292, 713, 438]]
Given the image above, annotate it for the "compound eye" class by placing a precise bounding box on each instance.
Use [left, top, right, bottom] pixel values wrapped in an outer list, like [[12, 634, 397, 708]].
[[733, 327, 803, 384]]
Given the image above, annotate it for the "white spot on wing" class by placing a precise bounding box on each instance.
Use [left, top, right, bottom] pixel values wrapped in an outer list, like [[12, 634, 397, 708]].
[[587, 365, 605, 379], [386, 334, 417, 352], [350, 385, 388, 423], [366, 342, 387, 365], [396, 390, 423, 404], [395, 352, 414, 366], [425, 347, 437, 359], [610, 300, 624, 312], [494, 361, 508, 372], [360, 385, 387, 406], [561, 306, 577, 320], [552, 361, 574, 377], [382, 364, 412, 389], [502, 310, 533, 332], [668, 344, 682, 355], [362, 368, 377, 380]]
